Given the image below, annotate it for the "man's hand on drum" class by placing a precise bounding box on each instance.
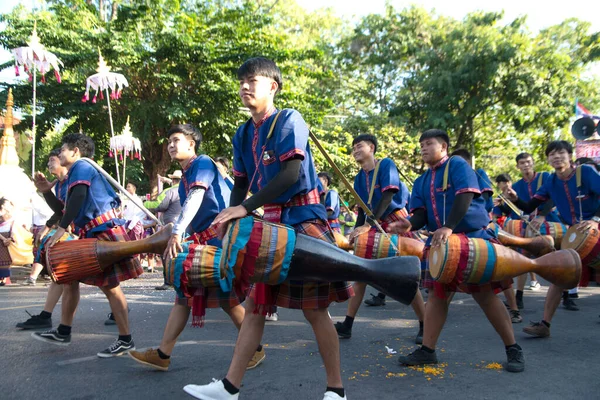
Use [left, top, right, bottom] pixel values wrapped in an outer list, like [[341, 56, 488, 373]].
[[211, 205, 248, 238], [45, 227, 65, 248], [431, 227, 452, 247], [386, 216, 412, 234], [529, 215, 546, 232], [35, 225, 51, 247], [164, 234, 183, 262], [576, 220, 599, 233], [33, 172, 56, 193], [348, 224, 370, 243]]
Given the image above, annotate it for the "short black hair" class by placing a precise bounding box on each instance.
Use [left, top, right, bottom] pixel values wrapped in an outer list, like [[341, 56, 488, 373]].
[[575, 157, 600, 172], [214, 156, 230, 170], [545, 140, 573, 157], [450, 148, 471, 161], [515, 152, 532, 163], [352, 134, 378, 154], [237, 57, 283, 95], [62, 133, 95, 158], [318, 172, 332, 186], [419, 129, 450, 146], [167, 124, 202, 152], [48, 148, 61, 160], [495, 173, 512, 184], [0, 197, 8, 211]]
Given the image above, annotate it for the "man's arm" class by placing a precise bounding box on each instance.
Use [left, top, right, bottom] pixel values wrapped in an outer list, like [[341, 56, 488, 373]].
[[58, 185, 88, 229], [240, 159, 302, 212], [173, 187, 205, 236]]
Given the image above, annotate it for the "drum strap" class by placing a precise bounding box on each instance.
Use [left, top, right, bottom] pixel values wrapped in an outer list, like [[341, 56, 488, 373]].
[[576, 165, 583, 222], [367, 160, 381, 210], [537, 172, 543, 190], [441, 156, 455, 225], [246, 110, 283, 196]]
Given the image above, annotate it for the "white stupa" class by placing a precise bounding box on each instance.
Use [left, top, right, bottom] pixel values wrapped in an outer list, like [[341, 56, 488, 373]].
[[0, 89, 35, 225]]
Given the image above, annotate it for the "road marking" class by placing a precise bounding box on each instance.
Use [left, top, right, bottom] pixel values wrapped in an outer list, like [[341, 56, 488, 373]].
[[55, 340, 233, 366], [0, 303, 46, 311]]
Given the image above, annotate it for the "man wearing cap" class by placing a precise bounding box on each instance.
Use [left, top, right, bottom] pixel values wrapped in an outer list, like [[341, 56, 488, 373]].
[[146, 170, 182, 290]]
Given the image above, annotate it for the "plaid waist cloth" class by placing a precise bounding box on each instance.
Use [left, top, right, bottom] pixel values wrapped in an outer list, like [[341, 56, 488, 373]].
[[80, 209, 120, 238], [176, 226, 242, 327], [372, 208, 423, 241], [78, 223, 143, 287], [249, 218, 354, 315], [263, 188, 321, 223], [420, 235, 512, 299]]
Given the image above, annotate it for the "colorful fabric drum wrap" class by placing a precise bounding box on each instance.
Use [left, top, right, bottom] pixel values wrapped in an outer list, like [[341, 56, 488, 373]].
[[429, 234, 498, 285], [354, 231, 400, 259], [562, 226, 600, 270], [165, 241, 228, 300], [37, 229, 77, 264], [221, 216, 296, 295], [500, 219, 567, 242]]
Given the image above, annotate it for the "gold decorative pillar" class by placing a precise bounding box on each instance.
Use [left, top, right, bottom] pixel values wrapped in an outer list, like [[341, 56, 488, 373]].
[[0, 89, 20, 167]]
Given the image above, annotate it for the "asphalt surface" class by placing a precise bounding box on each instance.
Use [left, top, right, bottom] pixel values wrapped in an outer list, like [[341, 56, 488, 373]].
[[2, 272, 600, 400]]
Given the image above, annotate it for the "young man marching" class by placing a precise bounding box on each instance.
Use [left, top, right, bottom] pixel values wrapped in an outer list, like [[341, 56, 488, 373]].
[[183, 57, 353, 400]]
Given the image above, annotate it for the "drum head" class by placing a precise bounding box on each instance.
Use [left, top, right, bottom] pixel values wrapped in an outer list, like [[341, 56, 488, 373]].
[[561, 225, 597, 250], [428, 244, 446, 280]]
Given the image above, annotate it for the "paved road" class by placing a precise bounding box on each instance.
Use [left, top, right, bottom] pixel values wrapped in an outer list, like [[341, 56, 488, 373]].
[[2, 274, 599, 400]]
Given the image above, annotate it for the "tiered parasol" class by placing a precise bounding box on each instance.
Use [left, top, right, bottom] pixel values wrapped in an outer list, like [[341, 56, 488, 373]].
[[11, 21, 63, 175], [82, 49, 129, 184], [109, 116, 141, 185]]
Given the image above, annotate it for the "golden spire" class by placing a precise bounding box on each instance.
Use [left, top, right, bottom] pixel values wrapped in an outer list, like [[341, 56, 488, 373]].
[[96, 47, 111, 74], [0, 89, 20, 166], [122, 115, 132, 136]]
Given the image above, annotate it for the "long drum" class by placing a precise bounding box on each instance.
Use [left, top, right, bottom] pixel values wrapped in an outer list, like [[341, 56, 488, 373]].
[[488, 222, 555, 256], [221, 217, 421, 305], [561, 226, 600, 269], [429, 234, 581, 289], [353, 231, 424, 259], [503, 219, 567, 249]]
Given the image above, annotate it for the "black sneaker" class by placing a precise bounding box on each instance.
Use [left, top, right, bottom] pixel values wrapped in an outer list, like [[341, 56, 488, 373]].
[[563, 298, 579, 311], [334, 322, 352, 339], [97, 339, 135, 358], [516, 297, 524, 310], [104, 313, 116, 325], [16, 311, 52, 330], [397, 347, 438, 366], [31, 329, 71, 346], [415, 326, 423, 344], [364, 294, 386, 307], [510, 310, 523, 324], [505, 346, 525, 373]]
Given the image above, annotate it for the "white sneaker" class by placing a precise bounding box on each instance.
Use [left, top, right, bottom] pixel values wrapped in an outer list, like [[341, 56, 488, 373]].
[[529, 281, 541, 291], [183, 379, 239, 400], [265, 312, 279, 322], [323, 391, 347, 400]]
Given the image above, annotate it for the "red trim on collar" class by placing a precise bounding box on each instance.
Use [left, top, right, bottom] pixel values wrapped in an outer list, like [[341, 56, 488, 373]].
[[430, 155, 449, 171]]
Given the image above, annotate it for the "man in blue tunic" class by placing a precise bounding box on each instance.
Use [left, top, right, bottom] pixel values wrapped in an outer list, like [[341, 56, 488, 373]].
[[390, 129, 524, 373], [318, 172, 341, 233], [506, 140, 600, 338]]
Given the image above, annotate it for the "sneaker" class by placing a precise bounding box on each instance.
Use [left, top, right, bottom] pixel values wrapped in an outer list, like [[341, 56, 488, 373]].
[[265, 312, 279, 322], [415, 326, 423, 344], [397, 347, 438, 366], [32, 329, 71, 346], [523, 321, 550, 338], [21, 277, 36, 286], [563, 298, 579, 311], [323, 391, 347, 400], [16, 311, 52, 330], [510, 310, 523, 324], [155, 284, 171, 290], [183, 379, 239, 400], [97, 338, 135, 358], [246, 348, 266, 370], [104, 312, 116, 325], [529, 281, 541, 291], [364, 293, 386, 307], [334, 322, 352, 339], [569, 292, 579, 299], [129, 348, 170, 371], [505, 346, 525, 372]]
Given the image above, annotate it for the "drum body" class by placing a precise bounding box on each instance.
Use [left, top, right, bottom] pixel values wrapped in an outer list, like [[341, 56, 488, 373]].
[[353, 231, 424, 259], [561, 226, 600, 269], [46, 239, 102, 284], [221, 217, 296, 287], [503, 219, 567, 248], [165, 241, 226, 296]]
